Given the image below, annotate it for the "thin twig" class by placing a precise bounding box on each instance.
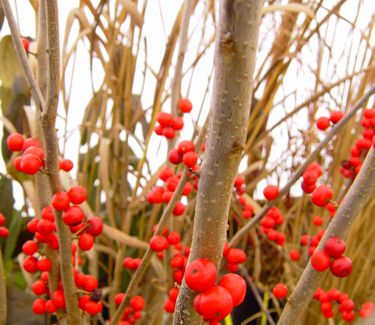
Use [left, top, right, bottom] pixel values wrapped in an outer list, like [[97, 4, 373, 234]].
[[230, 84, 375, 248], [0, 250, 6, 325]]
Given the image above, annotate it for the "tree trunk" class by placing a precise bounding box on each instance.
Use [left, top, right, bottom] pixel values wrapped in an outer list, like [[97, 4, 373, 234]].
[[173, 1, 263, 324]]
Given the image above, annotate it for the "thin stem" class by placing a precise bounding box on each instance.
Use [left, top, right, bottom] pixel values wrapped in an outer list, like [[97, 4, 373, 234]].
[[0, 249, 6, 325], [277, 147, 375, 325], [230, 84, 375, 248]]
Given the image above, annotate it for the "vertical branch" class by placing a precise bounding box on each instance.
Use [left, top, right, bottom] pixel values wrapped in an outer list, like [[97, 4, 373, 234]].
[[173, 1, 264, 324], [0, 250, 6, 325], [277, 148, 375, 325]]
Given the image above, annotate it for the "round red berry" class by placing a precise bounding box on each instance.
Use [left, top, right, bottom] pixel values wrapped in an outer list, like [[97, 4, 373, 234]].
[[7, 133, 24, 151], [178, 98, 193, 113], [218, 273, 246, 306], [79, 233, 94, 251], [272, 283, 288, 299], [183, 151, 198, 168], [20, 154, 42, 175], [59, 159, 74, 171], [62, 205, 84, 226], [32, 298, 46, 314], [311, 251, 331, 272], [330, 256, 352, 278], [86, 217, 103, 236], [263, 185, 279, 200], [52, 192, 70, 211], [324, 237, 346, 258], [68, 185, 87, 205], [150, 236, 169, 252], [22, 240, 38, 255], [289, 249, 301, 261], [316, 116, 330, 130], [185, 258, 217, 292], [330, 110, 344, 124], [311, 185, 333, 207]]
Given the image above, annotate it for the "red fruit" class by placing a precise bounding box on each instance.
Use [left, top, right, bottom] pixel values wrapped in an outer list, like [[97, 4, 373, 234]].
[[193, 286, 233, 321], [185, 258, 217, 292], [341, 311, 355, 322], [168, 148, 183, 165], [182, 182, 193, 196], [37, 219, 55, 235], [178, 98, 193, 113], [164, 299, 175, 313], [289, 249, 301, 261], [263, 185, 279, 200], [218, 273, 246, 306], [324, 237, 346, 258], [51, 192, 70, 211], [173, 269, 184, 284], [81, 274, 98, 292], [272, 283, 288, 299], [13, 156, 22, 171], [166, 176, 179, 191], [313, 216, 323, 226], [79, 233, 94, 251], [0, 214, 5, 226], [7, 133, 24, 151], [302, 170, 318, 185], [59, 159, 74, 171], [52, 290, 66, 309], [157, 112, 173, 127], [301, 181, 316, 194], [169, 288, 179, 301], [37, 258, 52, 272], [86, 217, 103, 236], [234, 176, 245, 188], [114, 293, 125, 305], [226, 248, 246, 264], [330, 110, 344, 124], [45, 300, 57, 313], [68, 185, 87, 204], [178, 141, 195, 155], [226, 263, 239, 272], [21, 37, 30, 52], [311, 185, 333, 207], [162, 127, 176, 139], [32, 280, 47, 295], [85, 301, 103, 315], [172, 201, 185, 216], [154, 124, 163, 135], [330, 256, 352, 278], [22, 138, 40, 151], [359, 302, 374, 318], [0, 227, 9, 238], [27, 218, 39, 233], [311, 251, 331, 272], [171, 117, 184, 130], [32, 298, 46, 314], [316, 116, 330, 130], [22, 240, 38, 255], [24, 146, 45, 159], [41, 206, 55, 221], [167, 231, 181, 245], [20, 154, 42, 175], [341, 298, 355, 311], [62, 205, 84, 226], [159, 166, 173, 181], [183, 151, 198, 168], [306, 162, 323, 176], [23, 256, 38, 273], [130, 296, 145, 311], [150, 236, 169, 252]]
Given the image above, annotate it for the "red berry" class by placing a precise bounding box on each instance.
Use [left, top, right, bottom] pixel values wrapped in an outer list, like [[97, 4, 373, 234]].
[[37, 258, 52, 272], [193, 286, 233, 321], [289, 249, 301, 261], [178, 141, 195, 155], [183, 151, 198, 168], [185, 258, 217, 292], [37, 219, 55, 235], [45, 300, 57, 313], [24, 146, 45, 159], [218, 273, 246, 306], [311, 185, 333, 207], [130, 296, 145, 311], [0, 213, 5, 226], [169, 288, 179, 301], [52, 192, 70, 211], [59, 159, 74, 171], [172, 201, 185, 216], [79, 233, 94, 251], [330, 256, 352, 278], [168, 149, 183, 165], [81, 274, 98, 291], [330, 110, 344, 124], [86, 217, 103, 236], [162, 127, 176, 139], [62, 205, 84, 226], [272, 283, 288, 299], [164, 299, 175, 313], [263, 185, 279, 200], [7, 133, 24, 151], [150, 236, 169, 252], [0, 227, 9, 238], [20, 154, 42, 175], [68, 185, 87, 204], [311, 251, 331, 272], [313, 216, 323, 226], [171, 117, 184, 130], [157, 112, 173, 127], [22, 138, 40, 151], [21, 37, 30, 52], [167, 231, 181, 245], [22, 240, 38, 255], [52, 290, 66, 309], [32, 280, 47, 295], [114, 293, 125, 305], [316, 116, 330, 130], [324, 237, 346, 258], [159, 166, 174, 181], [23, 256, 38, 273], [178, 98, 193, 113], [85, 301, 103, 315], [32, 298, 46, 314], [41, 206, 55, 221], [226, 248, 246, 264]]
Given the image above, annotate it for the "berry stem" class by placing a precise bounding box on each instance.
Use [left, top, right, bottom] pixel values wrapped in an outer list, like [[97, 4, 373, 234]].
[[278, 148, 375, 325], [0, 250, 7, 325]]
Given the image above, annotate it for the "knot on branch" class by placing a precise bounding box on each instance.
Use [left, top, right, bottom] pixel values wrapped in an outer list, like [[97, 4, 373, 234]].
[[220, 32, 234, 53]]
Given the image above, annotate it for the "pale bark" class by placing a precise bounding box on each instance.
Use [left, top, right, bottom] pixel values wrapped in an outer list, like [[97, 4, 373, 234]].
[[173, 1, 264, 324], [278, 148, 375, 325]]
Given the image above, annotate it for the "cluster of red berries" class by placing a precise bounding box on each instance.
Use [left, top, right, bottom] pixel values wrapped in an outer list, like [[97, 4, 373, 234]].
[[154, 98, 192, 140], [340, 108, 375, 179], [260, 206, 286, 246], [301, 162, 323, 194], [183, 258, 246, 323], [114, 293, 145, 324], [311, 237, 352, 278], [300, 229, 325, 256], [316, 110, 344, 130], [223, 243, 247, 272], [123, 257, 142, 271], [168, 140, 200, 169], [313, 287, 374, 321], [7, 133, 73, 174], [272, 283, 288, 299], [0, 213, 9, 238], [234, 176, 255, 219], [164, 287, 180, 313]]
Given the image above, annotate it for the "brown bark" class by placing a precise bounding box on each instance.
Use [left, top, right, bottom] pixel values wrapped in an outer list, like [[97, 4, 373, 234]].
[[172, 1, 264, 324], [0, 250, 6, 325]]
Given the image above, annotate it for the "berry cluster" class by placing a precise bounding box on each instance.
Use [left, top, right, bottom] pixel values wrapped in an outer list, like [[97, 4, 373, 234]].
[[114, 294, 145, 324], [311, 237, 352, 278], [0, 213, 9, 238], [313, 287, 374, 321], [259, 206, 286, 246], [184, 258, 246, 324], [234, 176, 255, 219], [300, 229, 325, 256], [168, 140, 200, 169], [301, 162, 323, 194], [340, 108, 375, 178], [316, 110, 344, 130], [154, 98, 192, 140], [223, 243, 247, 272]]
